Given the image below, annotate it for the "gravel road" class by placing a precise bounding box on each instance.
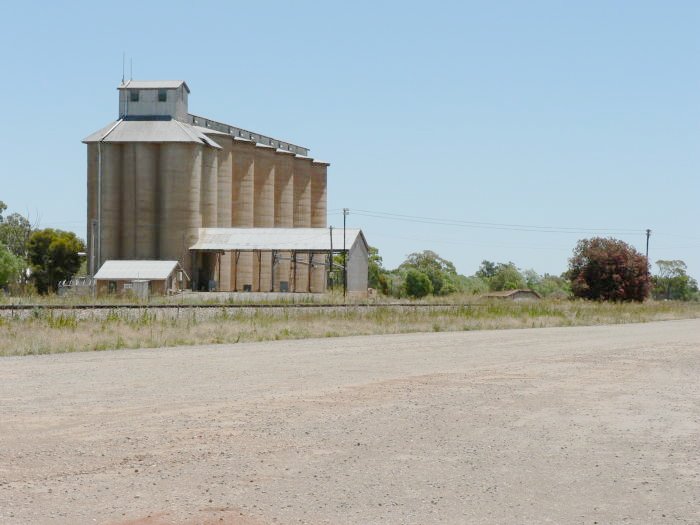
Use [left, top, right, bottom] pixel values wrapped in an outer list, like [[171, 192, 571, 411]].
[[1, 320, 699, 524]]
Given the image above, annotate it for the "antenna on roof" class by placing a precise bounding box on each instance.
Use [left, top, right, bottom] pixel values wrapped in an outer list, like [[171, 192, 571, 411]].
[[121, 52, 125, 84], [130, 58, 133, 81]]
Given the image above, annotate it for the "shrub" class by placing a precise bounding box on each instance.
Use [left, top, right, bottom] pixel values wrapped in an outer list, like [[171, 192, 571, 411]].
[[404, 269, 433, 298], [567, 237, 649, 302]]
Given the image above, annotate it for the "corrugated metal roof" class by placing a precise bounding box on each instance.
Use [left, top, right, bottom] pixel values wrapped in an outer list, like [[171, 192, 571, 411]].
[[82, 119, 221, 149], [118, 80, 189, 92], [190, 228, 366, 252], [95, 260, 179, 280], [483, 289, 542, 299]]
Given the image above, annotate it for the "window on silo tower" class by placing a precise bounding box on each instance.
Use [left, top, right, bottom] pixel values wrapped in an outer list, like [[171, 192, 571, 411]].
[[130, 90, 139, 102], [158, 89, 167, 102]]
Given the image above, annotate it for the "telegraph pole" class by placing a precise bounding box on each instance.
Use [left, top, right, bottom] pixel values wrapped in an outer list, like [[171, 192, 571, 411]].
[[645, 229, 651, 261], [329, 226, 333, 290], [343, 208, 349, 299], [646, 229, 652, 280]]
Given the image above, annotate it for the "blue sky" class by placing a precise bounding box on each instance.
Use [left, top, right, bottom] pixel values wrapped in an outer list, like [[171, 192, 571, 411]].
[[1, 1, 698, 277]]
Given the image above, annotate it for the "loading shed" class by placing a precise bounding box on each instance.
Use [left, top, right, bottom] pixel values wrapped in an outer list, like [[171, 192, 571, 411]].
[[189, 227, 369, 296]]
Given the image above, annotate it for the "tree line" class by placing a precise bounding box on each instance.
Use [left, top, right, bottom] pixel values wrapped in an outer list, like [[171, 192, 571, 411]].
[[368, 238, 698, 302], [1, 198, 697, 301]]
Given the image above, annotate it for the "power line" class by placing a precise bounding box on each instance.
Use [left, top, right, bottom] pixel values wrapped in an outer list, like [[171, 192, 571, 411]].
[[343, 208, 645, 235]]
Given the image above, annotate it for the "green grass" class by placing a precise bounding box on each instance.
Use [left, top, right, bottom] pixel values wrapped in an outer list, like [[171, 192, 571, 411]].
[[1, 298, 699, 357]]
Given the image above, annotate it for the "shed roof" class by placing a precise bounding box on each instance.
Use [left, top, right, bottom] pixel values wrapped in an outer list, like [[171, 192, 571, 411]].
[[95, 260, 179, 280], [118, 80, 190, 92], [190, 228, 367, 252], [482, 289, 542, 299], [82, 119, 221, 148]]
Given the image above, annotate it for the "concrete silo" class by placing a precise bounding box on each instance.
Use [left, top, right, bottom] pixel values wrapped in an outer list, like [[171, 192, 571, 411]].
[[159, 142, 203, 277], [99, 143, 122, 264], [231, 139, 256, 290], [273, 151, 294, 291], [84, 80, 337, 294], [310, 161, 329, 291]]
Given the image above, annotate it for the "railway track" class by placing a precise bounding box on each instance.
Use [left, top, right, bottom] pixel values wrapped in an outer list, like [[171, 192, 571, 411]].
[[0, 302, 479, 311]]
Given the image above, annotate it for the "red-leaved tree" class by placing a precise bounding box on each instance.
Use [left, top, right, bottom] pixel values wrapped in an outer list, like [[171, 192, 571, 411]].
[[567, 237, 650, 302]]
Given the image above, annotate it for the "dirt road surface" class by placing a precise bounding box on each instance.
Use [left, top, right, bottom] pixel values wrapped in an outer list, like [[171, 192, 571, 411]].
[[1, 320, 699, 524]]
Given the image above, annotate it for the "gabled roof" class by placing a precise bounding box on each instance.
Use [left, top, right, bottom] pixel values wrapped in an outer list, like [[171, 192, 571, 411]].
[[95, 260, 180, 280], [190, 228, 368, 252], [82, 119, 221, 149], [483, 289, 541, 299], [118, 80, 190, 92]]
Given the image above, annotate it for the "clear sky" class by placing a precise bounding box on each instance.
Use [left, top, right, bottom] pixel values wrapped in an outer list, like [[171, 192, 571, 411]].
[[1, 1, 698, 278]]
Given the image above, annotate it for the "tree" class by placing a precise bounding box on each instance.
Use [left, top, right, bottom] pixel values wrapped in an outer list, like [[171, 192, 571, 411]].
[[367, 246, 389, 295], [489, 263, 526, 291], [404, 268, 433, 298], [458, 275, 489, 295], [476, 260, 498, 280], [477, 260, 526, 291], [652, 260, 698, 301], [567, 237, 649, 302], [523, 269, 571, 298], [0, 212, 32, 259], [0, 242, 23, 289], [400, 250, 460, 296], [27, 229, 85, 294]]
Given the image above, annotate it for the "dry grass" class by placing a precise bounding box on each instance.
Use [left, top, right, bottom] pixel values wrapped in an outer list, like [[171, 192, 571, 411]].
[[1, 299, 699, 357]]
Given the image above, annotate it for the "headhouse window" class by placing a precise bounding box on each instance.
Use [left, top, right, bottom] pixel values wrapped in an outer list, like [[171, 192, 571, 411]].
[[158, 89, 167, 102], [130, 90, 139, 102]]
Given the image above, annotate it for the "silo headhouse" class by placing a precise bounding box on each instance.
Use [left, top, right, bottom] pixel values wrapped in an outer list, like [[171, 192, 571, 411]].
[[84, 81, 368, 294]]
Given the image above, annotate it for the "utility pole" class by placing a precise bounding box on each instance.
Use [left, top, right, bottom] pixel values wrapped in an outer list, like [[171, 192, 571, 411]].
[[329, 226, 333, 290], [343, 208, 349, 299], [645, 229, 651, 261], [646, 229, 652, 280]]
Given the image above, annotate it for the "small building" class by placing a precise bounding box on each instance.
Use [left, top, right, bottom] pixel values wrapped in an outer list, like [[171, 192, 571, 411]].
[[482, 289, 542, 301], [94, 260, 185, 296]]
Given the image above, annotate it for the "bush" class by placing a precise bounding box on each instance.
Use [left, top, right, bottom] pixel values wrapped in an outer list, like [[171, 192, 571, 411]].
[[404, 269, 433, 298], [567, 237, 649, 302]]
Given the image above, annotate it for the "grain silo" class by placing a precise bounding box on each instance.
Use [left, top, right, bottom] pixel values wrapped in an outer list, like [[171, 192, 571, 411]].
[[83, 80, 351, 293]]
